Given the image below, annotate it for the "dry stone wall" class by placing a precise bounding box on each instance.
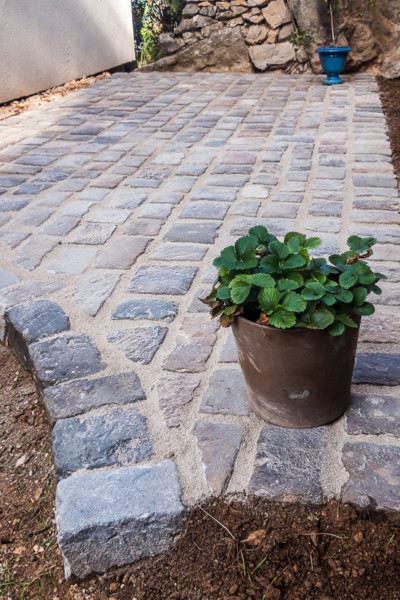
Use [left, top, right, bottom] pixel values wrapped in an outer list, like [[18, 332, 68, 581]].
[[144, 0, 400, 77]]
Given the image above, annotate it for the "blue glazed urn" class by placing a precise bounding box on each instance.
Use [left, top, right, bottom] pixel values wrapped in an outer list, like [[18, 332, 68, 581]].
[[316, 47, 351, 85]]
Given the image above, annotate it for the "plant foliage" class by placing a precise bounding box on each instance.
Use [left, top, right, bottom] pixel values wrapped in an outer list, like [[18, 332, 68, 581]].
[[202, 227, 386, 335]]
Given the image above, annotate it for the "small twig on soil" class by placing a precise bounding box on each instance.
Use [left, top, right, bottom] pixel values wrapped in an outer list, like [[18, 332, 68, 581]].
[[265, 565, 288, 591], [198, 506, 236, 540], [310, 552, 313, 571], [192, 540, 203, 552], [300, 532, 346, 539]]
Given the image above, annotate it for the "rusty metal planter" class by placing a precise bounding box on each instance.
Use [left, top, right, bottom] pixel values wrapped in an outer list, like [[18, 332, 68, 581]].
[[231, 315, 361, 428]]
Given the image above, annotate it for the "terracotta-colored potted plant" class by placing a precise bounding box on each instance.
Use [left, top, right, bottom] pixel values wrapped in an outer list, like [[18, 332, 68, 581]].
[[203, 226, 385, 428]]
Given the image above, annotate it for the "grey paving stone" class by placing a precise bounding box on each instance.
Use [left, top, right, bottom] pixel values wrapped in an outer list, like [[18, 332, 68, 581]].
[[163, 316, 219, 373], [341, 443, 400, 516], [14, 182, 51, 195], [107, 189, 147, 209], [151, 244, 208, 262], [125, 178, 162, 188], [124, 218, 163, 237], [231, 218, 295, 237], [14, 206, 54, 227], [164, 221, 221, 244], [200, 368, 248, 415], [140, 203, 174, 220], [262, 203, 299, 219], [190, 187, 237, 202], [220, 151, 256, 165], [309, 201, 343, 217], [0, 214, 10, 226], [0, 197, 30, 212], [29, 334, 105, 387], [74, 272, 121, 316], [112, 299, 177, 322], [107, 327, 168, 364], [87, 208, 131, 224], [16, 236, 59, 271], [249, 425, 326, 503], [52, 406, 153, 479], [0, 175, 27, 187], [55, 461, 186, 579], [43, 372, 146, 423], [273, 193, 304, 203], [70, 222, 116, 245], [304, 217, 342, 234], [5, 300, 70, 368], [353, 174, 397, 188], [152, 152, 185, 165], [0, 231, 29, 250], [187, 288, 211, 313], [353, 353, 400, 386], [150, 192, 184, 205], [193, 421, 242, 494], [204, 175, 249, 188], [231, 201, 260, 216], [218, 331, 239, 363], [212, 165, 252, 175], [179, 202, 229, 220], [359, 305, 400, 343], [157, 374, 201, 427], [345, 393, 400, 436], [0, 268, 18, 289], [78, 188, 109, 202], [242, 184, 270, 199], [42, 216, 80, 236], [176, 164, 206, 176], [95, 237, 149, 270], [48, 247, 98, 275], [128, 266, 197, 295]]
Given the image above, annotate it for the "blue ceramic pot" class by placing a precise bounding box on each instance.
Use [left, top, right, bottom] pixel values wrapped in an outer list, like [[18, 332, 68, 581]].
[[316, 47, 351, 85]]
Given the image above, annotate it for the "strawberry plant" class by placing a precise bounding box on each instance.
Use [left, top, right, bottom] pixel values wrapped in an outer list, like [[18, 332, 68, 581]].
[[202, 226, 386, 335]]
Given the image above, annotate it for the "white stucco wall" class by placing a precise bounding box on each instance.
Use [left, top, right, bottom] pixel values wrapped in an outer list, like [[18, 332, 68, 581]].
[[0, 0, 135, 104]]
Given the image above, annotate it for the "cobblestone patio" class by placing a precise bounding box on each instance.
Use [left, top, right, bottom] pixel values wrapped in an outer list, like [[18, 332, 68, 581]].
[[0, 71, 399, 578]]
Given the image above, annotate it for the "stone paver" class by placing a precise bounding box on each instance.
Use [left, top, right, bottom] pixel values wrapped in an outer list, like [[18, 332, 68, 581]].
[[0, 72, 399, 578]]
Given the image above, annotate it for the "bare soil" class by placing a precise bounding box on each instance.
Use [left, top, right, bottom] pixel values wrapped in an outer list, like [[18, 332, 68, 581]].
[[1, 77, 400, 600]]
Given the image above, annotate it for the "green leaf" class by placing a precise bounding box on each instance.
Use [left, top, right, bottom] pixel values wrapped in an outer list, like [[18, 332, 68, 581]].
[[235, 235, 258, 258], [359, 272, 376, 285], [347, 235, 376, 253], [220, 246, 239, 269], [282, 254, 306, 270], [237, 252, 259, 270], [308, 309, 334, 329], [248, 225, 269, 243], [303, 236, 321, 250], [230, 280, 251, 304], [248, 273, 275, 288], [286, 233, 306, 254], [328, 321, 345, 336], [322, 294, 336, 306], [269, 308, 296, 329], [269, 240, 290, 260], [224, 305, 238, 315], [374, 272, 387, 281], [217, 286, 231, 300], [336, 314, 358, 328], [339, 270, 358, 289], [301, 281, 326, 300], [286, 271, 304, 286], [281, 292, 307, 313], [352, 286, 368, 306], [329, 254, 347, 270], [258, 287, 280, 313], [213, 256, 222, 267], [353, 302, 375, 316], [335, 289, 353, 303], [278, 278, 300, 291], [260, 255, 280, 272]]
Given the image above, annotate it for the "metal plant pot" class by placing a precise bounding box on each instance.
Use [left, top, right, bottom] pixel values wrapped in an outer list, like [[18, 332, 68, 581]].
[[232, 315, 361, 428], [316, 47, 351, 85]]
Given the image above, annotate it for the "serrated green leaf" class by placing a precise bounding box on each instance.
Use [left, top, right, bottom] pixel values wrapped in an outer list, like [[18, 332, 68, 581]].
[[213, 256, 222, 267], [336, 289, 353, 303], [374, 272, 387, 280], [359, 272, 376, 285], [282, 254, 306, 270], [269, 308, 296, 329], [281, 292, 307, 313], [339, 270, 358, 289], [269, 240, 290, 260], [248, 273, 275, 288], [303, 236, 321, 250], [352, 286, 368, 306], [258, 287, 280, 313], [260, 255, 280, 272], [224, 304, 238, 315], [278, 278, 300, 291], [286, 271, 304, 286], [248, 225, 269, 243], [353, 302, 375, 316], [230, 280, 251, 304], [220, 246, 239, 269], [329, 254, 347, 270], [347, 235, 376, 253], [308, 309, 334, 329], [235, 235, 258, 258], [322, 294, 336, 306], [217, 286, 231, 300], [286, 233, 306, 254], [301, 281, 326, 300], [336, 314, 358, 328], [328, 321, 345, 336]]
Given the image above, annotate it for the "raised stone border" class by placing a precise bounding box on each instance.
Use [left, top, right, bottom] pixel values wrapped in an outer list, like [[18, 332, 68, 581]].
[[0, 72, 399, 580]]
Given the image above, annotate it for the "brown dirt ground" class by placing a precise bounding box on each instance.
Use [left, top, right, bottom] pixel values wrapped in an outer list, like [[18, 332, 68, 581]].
[[1, 78, 400, 600]]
